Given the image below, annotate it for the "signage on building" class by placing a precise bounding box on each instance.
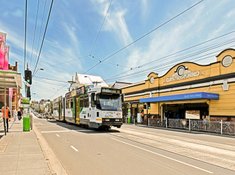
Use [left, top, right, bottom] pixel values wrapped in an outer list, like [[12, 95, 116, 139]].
[[222, 55, 233, 67], [185, 110, 200, 119], [165, 65, 200, 83]]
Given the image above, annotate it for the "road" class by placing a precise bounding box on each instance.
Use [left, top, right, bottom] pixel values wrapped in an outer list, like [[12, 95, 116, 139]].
[[33, 117, 235, 175]]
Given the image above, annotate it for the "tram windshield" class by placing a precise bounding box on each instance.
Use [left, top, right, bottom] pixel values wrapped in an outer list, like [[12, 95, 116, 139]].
[[96, 94, 122, 111]]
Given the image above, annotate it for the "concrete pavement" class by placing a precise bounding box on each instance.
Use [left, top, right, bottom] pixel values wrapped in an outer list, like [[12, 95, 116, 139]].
[[0, 118, 51, 175]]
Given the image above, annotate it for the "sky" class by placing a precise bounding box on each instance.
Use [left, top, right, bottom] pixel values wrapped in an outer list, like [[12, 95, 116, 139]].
[[0, 0, 235, 100]]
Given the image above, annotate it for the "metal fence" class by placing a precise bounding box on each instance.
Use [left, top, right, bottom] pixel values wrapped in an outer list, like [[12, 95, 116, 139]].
[[147, 118, 235, 136]]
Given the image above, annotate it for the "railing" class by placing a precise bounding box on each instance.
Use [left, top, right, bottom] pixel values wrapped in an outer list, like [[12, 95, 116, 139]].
[[147, 118, 235, 136]]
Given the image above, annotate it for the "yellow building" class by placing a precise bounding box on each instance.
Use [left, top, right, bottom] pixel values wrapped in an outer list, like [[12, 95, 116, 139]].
[[122, 48, 235, 122]]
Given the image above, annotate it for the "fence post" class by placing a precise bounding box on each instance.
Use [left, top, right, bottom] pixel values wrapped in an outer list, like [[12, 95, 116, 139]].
[[166, 118, 168, 128], [189, 119, 191, 132], [148, 118, 150, 127], [221, 120, 223, 135]]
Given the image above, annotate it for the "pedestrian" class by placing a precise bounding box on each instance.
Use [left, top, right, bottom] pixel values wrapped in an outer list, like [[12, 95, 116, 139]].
[[2, 104, 10, 132], [17, 109, 22, 120]]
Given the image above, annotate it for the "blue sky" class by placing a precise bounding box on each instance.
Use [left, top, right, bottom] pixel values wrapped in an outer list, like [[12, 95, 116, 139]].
[[0, 0, 235, 100]]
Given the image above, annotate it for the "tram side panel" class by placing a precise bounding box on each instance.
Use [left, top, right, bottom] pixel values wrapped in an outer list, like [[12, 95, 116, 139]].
[[52, 96, 62, 121]]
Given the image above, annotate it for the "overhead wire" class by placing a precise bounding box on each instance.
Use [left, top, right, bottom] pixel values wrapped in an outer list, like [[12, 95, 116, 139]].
[[104, 39, 235, 82], [32, 0, 48, 69], [89, 0, 113, 56], [105, 42, 235, 82], [104, 31, 235, 81], [24, 0, 28, 71], [32, 0, 54, 75], [34, 76, 68, 83], [29, 0, 40, 68], [84, 0, 205, 74]]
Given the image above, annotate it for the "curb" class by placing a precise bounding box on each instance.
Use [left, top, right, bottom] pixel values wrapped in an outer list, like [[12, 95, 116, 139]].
[[33, 121, 68, 175]]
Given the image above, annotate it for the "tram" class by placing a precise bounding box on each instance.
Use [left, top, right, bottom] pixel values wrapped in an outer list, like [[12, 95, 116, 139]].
[[52, 75, 123, 129]]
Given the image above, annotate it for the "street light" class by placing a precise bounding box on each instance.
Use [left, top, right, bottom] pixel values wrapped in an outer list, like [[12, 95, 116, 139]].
[[34, 68, 44, 76]]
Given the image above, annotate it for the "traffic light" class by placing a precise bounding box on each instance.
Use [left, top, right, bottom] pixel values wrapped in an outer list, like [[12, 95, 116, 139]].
[[26, 86, 31, 98], [25, 69, 32, 84]]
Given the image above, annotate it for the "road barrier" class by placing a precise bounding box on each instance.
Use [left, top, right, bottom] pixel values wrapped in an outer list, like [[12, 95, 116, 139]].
[[147, 118, 235, 136]]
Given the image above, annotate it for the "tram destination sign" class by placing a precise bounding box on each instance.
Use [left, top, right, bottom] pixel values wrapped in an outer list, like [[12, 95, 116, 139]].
[[101, 88, 121, 94]]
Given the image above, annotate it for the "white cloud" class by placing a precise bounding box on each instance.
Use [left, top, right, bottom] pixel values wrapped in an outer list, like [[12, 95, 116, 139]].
[[92, 0, 133, 46], [119, 2, 208, 82], [105, 10, 133, 45], [226, 9, 235, 18], [140, 0, 149, 19]]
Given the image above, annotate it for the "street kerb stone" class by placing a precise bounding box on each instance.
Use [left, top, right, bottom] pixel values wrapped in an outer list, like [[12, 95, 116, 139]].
[[0, 144, 7, 152], [33, 122, 68, 175]]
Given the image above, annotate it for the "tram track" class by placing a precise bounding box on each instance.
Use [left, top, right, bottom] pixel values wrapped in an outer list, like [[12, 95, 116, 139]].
[[119, 127, 235, 151], [109, 127, 235, 172]]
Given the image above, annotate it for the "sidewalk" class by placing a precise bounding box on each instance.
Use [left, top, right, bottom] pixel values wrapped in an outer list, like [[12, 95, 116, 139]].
[[0, 118, 51, 175]]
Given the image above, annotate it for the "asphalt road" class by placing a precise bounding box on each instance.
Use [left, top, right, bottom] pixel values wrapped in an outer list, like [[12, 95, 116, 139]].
[[34, 117, 235, 175]]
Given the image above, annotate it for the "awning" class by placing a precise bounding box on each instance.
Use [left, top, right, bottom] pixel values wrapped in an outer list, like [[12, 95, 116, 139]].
[[0, 70, 22, 88], [140, 92, 219, 103]]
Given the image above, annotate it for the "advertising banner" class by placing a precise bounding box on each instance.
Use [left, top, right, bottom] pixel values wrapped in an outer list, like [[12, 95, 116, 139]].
[[0, 32, 7, 70], [3, 45, 9, 70]]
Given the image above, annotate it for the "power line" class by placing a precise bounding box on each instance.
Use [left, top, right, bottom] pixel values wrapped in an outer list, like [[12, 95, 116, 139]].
[[34, 76, 68, 83], [33, 0, 54, 75], [104, 31, 235, 81], [105, 43, 235, 82], [89, 0, 113, 56], [32, 0, 47, 69], [84, 0, 205, 73], [49, 84, 68, 99], [24, 0, 28, 72], [29, 0, 40, 68], [104, 40, 235, 82]]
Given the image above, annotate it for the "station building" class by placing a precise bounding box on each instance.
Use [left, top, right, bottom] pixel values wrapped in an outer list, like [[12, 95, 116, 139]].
[[122, 48, 235, 122]]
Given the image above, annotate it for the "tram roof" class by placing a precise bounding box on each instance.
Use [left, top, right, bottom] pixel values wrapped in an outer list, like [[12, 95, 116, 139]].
[[139, 92, 219, 103]]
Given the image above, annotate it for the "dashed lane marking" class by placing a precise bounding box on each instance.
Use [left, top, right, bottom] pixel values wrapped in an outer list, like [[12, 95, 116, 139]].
[[70, 145, 79, 152]]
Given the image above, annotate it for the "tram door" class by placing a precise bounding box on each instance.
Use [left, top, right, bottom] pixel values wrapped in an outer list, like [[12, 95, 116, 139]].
[[75, 97, 80, 124]]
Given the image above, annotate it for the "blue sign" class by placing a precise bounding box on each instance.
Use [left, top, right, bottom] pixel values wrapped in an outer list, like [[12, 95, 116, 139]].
[[140, 92, 219, 103]]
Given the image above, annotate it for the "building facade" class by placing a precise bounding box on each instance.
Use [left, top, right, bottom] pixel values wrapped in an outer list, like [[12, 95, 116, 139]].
[[122, 49, 235, 122]]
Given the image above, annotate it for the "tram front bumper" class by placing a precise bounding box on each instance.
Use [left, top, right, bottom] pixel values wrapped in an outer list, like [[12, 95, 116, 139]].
[[102, 118, 123, 126]]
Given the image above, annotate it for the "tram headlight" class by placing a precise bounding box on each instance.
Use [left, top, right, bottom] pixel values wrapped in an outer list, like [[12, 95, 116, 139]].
[[105, 119, 110, 121]]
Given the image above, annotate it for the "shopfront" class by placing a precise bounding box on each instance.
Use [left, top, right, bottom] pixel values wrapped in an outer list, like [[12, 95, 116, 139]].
[[122, 49, 235, 122]]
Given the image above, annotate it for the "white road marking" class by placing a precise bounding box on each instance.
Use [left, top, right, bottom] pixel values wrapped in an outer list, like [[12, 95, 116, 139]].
[[41, 130, 70, 134], [56, 134, 60, 137], [70, 145, 79, 152], [111, 138, 213, 174]]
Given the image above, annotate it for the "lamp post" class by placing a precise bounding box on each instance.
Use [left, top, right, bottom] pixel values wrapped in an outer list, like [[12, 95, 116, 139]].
[[34, 68, 44, 76]]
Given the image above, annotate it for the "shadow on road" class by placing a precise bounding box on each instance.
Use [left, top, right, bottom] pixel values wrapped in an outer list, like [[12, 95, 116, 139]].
[[47, 119, 120, 134]]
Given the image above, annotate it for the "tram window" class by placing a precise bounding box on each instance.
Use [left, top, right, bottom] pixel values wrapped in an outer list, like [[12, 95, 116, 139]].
[[84, 97, 89, 107], [66, 99, 70, 109], [91, 93, 95, 107], [70, 101, 73, 108], [80, 99, 84, 107]]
